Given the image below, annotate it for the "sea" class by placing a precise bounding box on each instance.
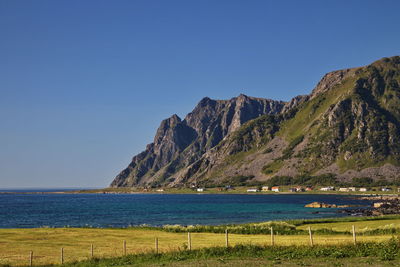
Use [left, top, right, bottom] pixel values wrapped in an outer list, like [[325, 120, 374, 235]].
[[0, 190, 372, 228]]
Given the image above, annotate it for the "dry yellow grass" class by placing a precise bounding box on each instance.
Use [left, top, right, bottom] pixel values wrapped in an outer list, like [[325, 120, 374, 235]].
[[0, 228, 396, 266]]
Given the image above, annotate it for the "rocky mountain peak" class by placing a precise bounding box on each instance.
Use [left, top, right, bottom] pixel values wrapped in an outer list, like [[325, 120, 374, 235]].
[[111, 56, 400, 189], [154, 114, 182, 144], [310, 69, 354, 99], [111, 94, 285, 187]]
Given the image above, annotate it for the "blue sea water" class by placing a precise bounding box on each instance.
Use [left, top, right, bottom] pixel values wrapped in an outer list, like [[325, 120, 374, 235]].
[[0, 193, 371, 228]]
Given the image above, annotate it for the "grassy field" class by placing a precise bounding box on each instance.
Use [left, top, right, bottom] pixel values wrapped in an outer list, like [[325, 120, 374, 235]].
[[24, 240, 400, 267], [0, 226, 399, 266], [297, 218, 400, 232], [143, 258, 400, 267], [1, 216, 400, 266]]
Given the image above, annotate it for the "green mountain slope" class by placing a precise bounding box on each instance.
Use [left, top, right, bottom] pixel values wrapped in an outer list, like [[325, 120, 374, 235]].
[[177, 56, 400, 186], [111, 56, 400, 188]]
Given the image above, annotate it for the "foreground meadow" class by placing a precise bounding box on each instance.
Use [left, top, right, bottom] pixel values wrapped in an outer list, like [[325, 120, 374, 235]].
[[1, 216, 400, 266]]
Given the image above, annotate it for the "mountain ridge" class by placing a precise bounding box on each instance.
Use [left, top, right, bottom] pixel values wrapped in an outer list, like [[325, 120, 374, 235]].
[[111, 94, 286, 187], [111, 56, 400, 188]]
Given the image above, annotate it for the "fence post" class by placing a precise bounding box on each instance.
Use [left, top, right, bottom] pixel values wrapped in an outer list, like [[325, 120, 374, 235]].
[[123, 240, 126, 256], [155, 237, 159, 254], [225, 228, 229, 247], [187, 232, 192, 250], [352, 225, 356, 245], [91, 244, 94, 258], [29, 251, 33, 267], [60, 247, 64, 264], [270, 227, 274, 246], [308, 226, 314, 246]]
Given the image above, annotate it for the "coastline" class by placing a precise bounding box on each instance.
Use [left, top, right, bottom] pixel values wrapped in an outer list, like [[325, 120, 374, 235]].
[[2, 186, 397, 196]]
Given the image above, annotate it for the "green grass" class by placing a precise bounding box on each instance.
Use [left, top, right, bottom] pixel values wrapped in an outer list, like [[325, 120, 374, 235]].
[[297, 219, 400, 232], [261, 160, 284, 175], [278, 76, 356, 141], [337, 151, 400, 171], [289, 215, 400, 227], [3, 216, 400, 266], [22, 238, 400, 267], [159, 215, 400, 236]]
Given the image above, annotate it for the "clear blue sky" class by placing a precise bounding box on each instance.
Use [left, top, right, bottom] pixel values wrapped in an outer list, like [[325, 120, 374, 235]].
[[1, 0, 399, 188]]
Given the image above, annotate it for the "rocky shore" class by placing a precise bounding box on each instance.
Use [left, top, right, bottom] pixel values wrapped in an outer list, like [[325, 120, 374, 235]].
[[339, 195, 400, 216], [305, 195, 400, 216], [305, 202, 355, 208]]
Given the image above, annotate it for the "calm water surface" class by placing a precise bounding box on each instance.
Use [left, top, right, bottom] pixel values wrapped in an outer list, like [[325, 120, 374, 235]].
[[0, 193, 371, 228]]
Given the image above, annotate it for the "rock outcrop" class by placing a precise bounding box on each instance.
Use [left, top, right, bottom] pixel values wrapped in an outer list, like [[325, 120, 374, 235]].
[[111, 95, 285, 187], [305, 202, 354, 208]]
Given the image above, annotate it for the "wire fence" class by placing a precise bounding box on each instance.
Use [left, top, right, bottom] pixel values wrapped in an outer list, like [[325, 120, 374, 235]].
[[0, 226, 394, 266]]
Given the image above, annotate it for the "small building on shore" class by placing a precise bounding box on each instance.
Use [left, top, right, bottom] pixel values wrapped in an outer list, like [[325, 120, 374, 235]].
[[359, 188, 368, 192], [339, 188, 349, 192], [271, 186, 280, 192], [320, 186, 335, 191], [197, 188, 205, 192], [295, 186, 305, 192], [247, 188, 259, 193], [261, 186, 269, 192]]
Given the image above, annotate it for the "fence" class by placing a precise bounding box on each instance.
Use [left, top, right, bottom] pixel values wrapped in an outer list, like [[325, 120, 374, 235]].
[[0, 225, 389, 266]]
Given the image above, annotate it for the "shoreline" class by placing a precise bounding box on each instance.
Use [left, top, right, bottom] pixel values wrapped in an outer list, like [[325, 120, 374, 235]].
[[1, 213, 400, 230], [1, 186, 399, 196]]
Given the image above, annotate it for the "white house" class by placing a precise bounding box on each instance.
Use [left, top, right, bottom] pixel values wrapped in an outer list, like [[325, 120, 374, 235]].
[[247, 188, 259, 192], [339, 188, 349, 192], [359, 188, 367, 192], [197, 188, 205, 192], [271, 187, 280, 192], [381, 187, 391, 192], [261, 186, 269, 192], [320, 186, 335, 191]]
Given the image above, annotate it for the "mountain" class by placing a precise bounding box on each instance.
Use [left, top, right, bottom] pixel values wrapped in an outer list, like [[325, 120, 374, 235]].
[[111, 95, 285, 187], [111, 56, 400, 188]]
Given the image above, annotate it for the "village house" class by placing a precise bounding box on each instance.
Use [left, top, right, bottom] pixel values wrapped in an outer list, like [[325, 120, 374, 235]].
[[349, 187, 357, 191], [247, 188, 259, 193], [261, 186, 269, 192], [305, 187, 313, 191], [381, 187, 391, 192], [295, 186, 305, 192], [339, 188, 349, 192], [289, 188, 296, 192], [197, 188, 205, 192], [156, 189, 164, 192], [320, 186, 335, 191], [359, 188, 368, 192], [271, 186, 280, 192]]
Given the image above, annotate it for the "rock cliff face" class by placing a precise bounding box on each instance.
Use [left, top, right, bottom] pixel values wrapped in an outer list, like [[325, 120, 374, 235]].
[[111, 56, 400, 188], [111, 95, 285, 187]]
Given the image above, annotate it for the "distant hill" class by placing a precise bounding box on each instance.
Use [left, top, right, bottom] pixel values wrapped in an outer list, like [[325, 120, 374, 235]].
[[111, 56, 400, 188]]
